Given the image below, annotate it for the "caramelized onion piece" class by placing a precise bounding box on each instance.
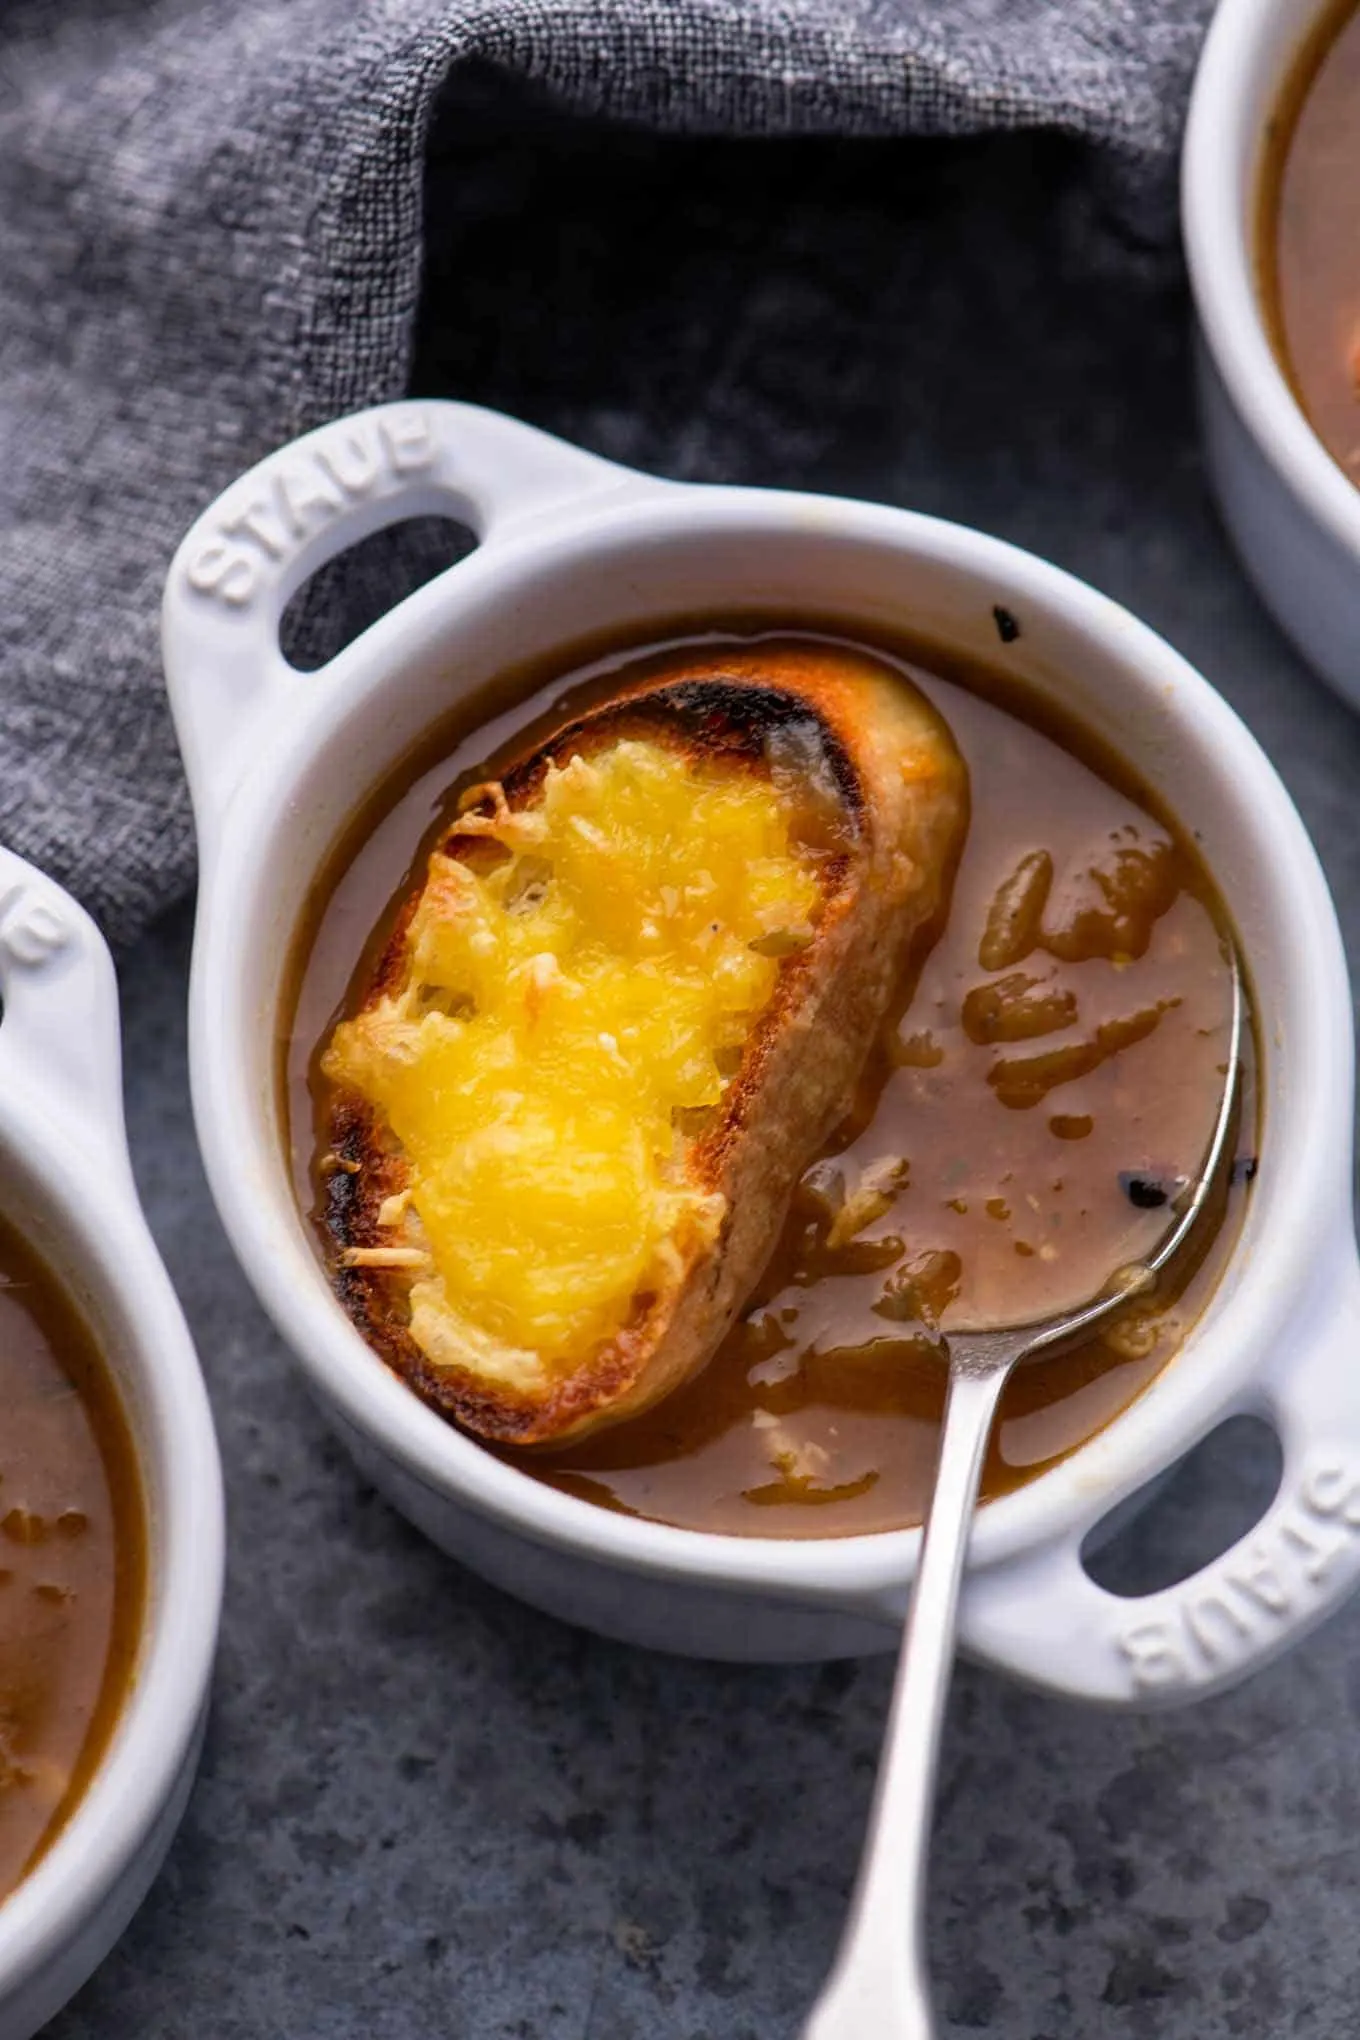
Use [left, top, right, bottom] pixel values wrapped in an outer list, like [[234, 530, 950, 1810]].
[[978, 849, 1053, 970], [987, 1003, 1175, 1110], [961, 971, 1078, 1045]]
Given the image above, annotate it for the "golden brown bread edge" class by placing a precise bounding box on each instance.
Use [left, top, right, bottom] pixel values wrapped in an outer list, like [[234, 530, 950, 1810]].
[[320, 644, 969, 1447]]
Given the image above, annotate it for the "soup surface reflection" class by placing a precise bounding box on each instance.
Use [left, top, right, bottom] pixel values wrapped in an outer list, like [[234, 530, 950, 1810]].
[[0, 1214, 144, 1896], [290, 629, 1253, 1537]]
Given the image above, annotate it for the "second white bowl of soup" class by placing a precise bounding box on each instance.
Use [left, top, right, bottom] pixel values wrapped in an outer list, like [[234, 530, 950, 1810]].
[[0, 853, 222, 2040], [1185, 0, 1360, 704], [164, 399, 1360, 1706]]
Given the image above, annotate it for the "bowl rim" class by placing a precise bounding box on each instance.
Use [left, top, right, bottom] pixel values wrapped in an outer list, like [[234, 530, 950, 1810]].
[[0, 1087, 224, 2000], [182, 473, 1355, 1616], [1182, 0, 1360, 570]]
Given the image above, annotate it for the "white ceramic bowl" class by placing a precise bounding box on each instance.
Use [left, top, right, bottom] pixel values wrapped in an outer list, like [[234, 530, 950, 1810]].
[[165, 398, 1360, 1707], [1184, 0, 1360, 703], [0, 854, 222, 2040]]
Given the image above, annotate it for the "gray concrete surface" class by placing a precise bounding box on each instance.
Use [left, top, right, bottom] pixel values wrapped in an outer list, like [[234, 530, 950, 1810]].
[[45, 95, 1360, 2039]]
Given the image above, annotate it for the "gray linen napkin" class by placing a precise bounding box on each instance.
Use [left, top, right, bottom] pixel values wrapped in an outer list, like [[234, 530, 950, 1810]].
[[0, 0, 1212, 943]]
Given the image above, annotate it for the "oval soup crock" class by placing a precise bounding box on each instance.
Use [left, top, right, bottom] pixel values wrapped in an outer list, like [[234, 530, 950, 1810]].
[[164, 398, 1360, 1705], [1184, 0, 1360, 706], [0, 855, 223, 2040]]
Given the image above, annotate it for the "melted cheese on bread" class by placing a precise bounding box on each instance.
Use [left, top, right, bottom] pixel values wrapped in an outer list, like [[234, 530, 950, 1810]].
[[323, 739, 825, 1387]]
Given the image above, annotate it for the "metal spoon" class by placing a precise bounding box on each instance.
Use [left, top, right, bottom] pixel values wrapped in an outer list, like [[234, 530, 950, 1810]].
[[803, 949, 1244, 2040]]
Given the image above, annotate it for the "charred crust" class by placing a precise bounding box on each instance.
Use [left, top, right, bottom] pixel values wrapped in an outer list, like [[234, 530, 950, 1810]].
[[321, 1108, 364, 1239], [408, 1318, 656, 1447], [321, 1093, 411, 1321], [451, 676, 865, 846]]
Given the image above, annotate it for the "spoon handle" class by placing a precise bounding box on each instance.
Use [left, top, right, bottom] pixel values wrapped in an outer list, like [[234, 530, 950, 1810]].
[[802, 1357, 1013, 2040]]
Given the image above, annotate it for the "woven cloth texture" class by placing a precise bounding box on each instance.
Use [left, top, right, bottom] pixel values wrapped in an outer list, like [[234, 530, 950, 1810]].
[[0, 0, 1214, 942]]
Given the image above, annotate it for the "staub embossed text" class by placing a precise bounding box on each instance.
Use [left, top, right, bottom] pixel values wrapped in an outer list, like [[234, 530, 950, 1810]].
[[1116, 1456, 1360, 1693], [183, 411, 436, 610]]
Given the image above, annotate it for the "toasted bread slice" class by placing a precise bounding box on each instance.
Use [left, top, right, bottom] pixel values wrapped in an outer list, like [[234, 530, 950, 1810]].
[[317, 643, 967, 1446]]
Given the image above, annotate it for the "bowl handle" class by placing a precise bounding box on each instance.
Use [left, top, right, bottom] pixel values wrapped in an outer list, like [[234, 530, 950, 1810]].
[[0, 848, 132, 1188], [956, 1247, 1360, 1706], [160, 400, 636, 837]]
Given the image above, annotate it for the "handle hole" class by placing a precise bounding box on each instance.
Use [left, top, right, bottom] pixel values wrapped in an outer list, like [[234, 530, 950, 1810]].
[[280, 515, 477, 672], [1080, 1414, 1282, 1598]]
